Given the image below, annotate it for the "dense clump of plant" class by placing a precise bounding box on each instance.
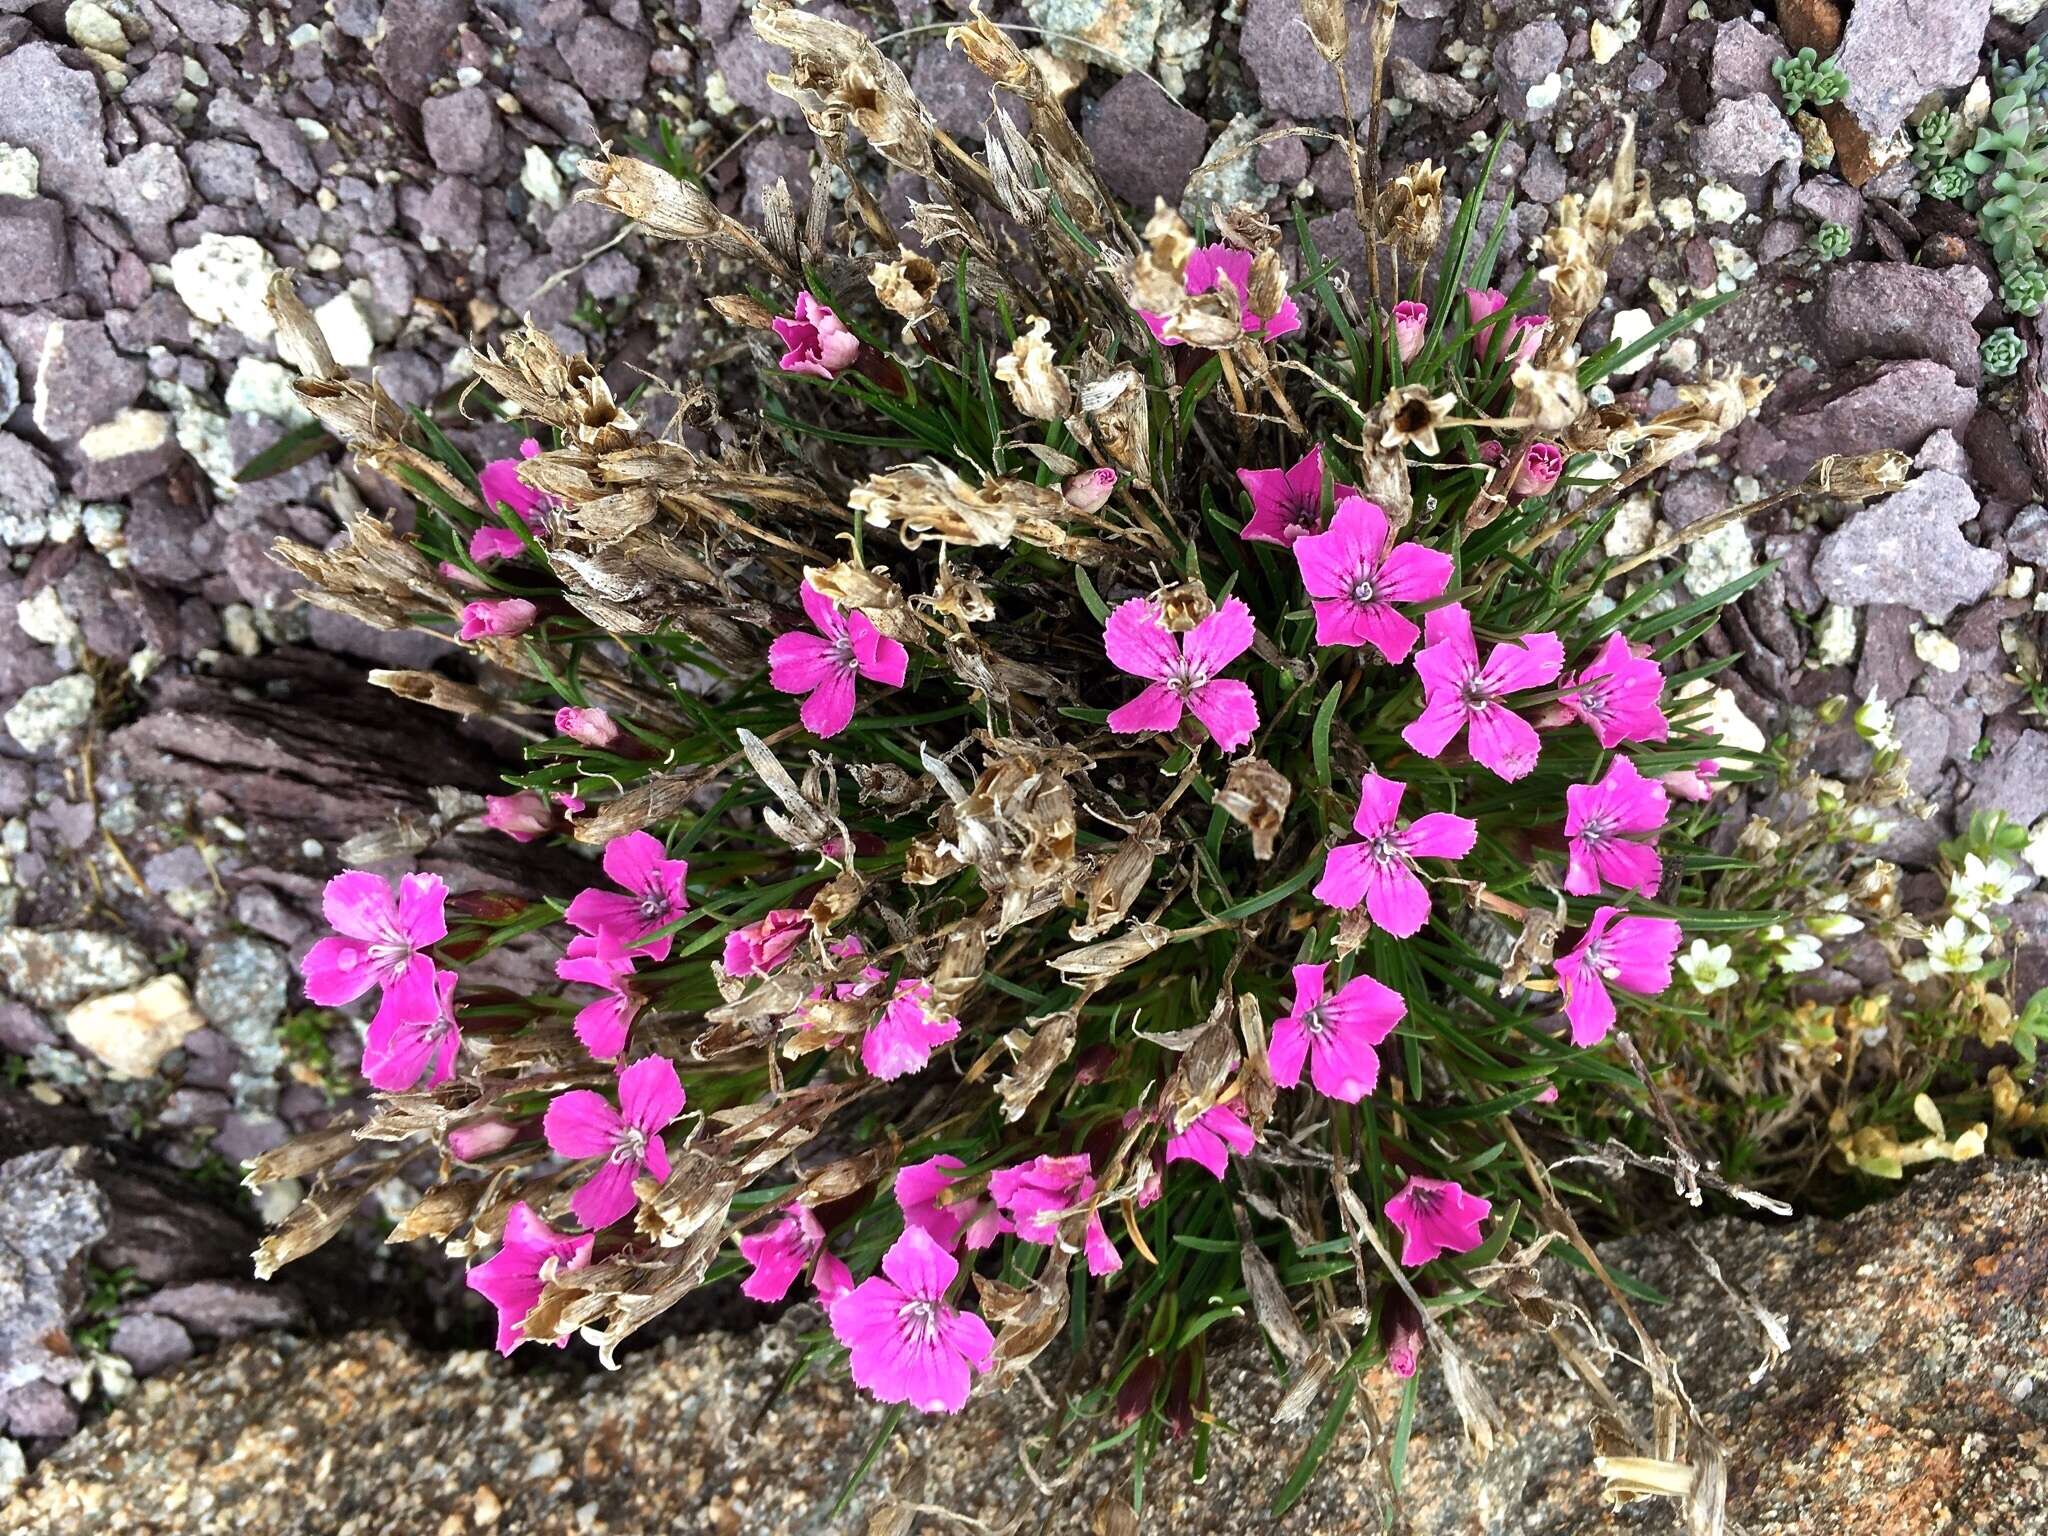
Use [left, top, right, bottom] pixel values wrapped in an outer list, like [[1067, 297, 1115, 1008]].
[[240, 6, 1912, 1519], [1910, 46, 2048, 317], [1771, 47, 1848, 117]]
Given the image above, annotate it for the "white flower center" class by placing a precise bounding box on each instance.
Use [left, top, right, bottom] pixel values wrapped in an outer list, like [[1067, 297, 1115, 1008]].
[[897, 1296, 941, 1346], [610, 1126, 648, 1165]]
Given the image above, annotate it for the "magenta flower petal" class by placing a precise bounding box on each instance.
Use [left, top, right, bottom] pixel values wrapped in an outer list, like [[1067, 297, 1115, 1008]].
[[1384, 1176, 1492, 1266], [543, 1089, 622, 1160], [1464, 701, 1544, 781], [300, 935, 377, 1007], [768, 630, 839, 695], [847, 610, 909, 686], [800, 668, 858, 737], [361, 967, 460, 1092], [1186, 678, 1259, 754], [862, 980, 961, 1080], [1182, 597, 1255, 675], [618, 1054, 685, 1133], [1400, 812, 1477, 860], [1352, 772, 1405, 837], [1313, 843, 1373, 910], [1104, 598, 1179, 681], [466, 1202, 593, 1354], [1362, 859, 1433, 937], [323, 869, 400, 941], [569, 1158, 640, 1230], [1107, 682, 1184, 735]]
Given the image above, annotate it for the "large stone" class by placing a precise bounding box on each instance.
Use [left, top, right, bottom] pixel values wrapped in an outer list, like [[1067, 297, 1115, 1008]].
[[1835, 0, 1989, 140], [2, 674, 97, 756], [1961, 729, 2048, 830], [62, 976, 206, 1080], [168, 233, 281, 342], [1689, 92, 1802, 186], [419, 87, 501, 176], [372, 0, 466, 105], [1770, 359, 1979, 479], [0, 46, 107, 209], [1812, 470, 2005, 620], [1493, 19, 1566, 119], [1084, 73, 1208, 212], [31, 320, 144, 441], [560, 16, 652, 103], [0, 1148, 107, 1394], [1024, 0, 1168, 76], [1709, 18, 1787, 100], [1819, 261, 1984, 385], [4, 1166, 2045, 1532], [1240, 0, 1376, 120], [0, 197, 69, 304], [0, 928, 150, 1010]]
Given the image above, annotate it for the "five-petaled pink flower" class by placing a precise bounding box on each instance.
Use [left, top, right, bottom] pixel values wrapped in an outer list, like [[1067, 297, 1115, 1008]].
[[472, 438, 554, 563], [564, 831, 690, 960], [829, 1225, 995, 1414], [483, 789, 551, 843], [465, 1202, 594, 1355], [1514, 442, 1564, 497], [1141, 243, 1301, 347], [1553, 905, 1682, 1046], [1384, 1175, 1492, 1266], [1294, 497, 1455, 663], [738, 1203, 831, 1304], [773, 291, 860, 380], [1403, 603, 1564, 782], [301, 869, 448, 1021], [1235, 443, 1360, 547], [1163, 1102, 1257, 1179], [556, 930, 642, 1060], [1465, 288, 1545, 364], [769, 579, 909, 739], [1315, 772, 1477, 937], [555, 706, 619, 748], [543, 1054, 687, 1229], [1557, 632, 1669, 748], [989, 1153, 1121, 1275], [1391, 300, 1428, 364], [361, 964, 462, 1092], [896, 1154, 987, 1249], [722, 908, 810, 978], [863, 978, 962, 1081], [459, 598, 537, 641], [1270, 962, 1406, 1103], [1104, 595, 1259, 754], [1564, 757, 1668, 898]]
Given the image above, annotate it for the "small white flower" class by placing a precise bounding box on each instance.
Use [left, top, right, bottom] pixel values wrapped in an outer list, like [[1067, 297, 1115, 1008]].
[[1949, 853, 2031, 919], [1807, 893, 1864, 938], [1775, 933, 1824, 974], [1853, 693, 1898, 752], [1679, 939, 1739, 995], [1922, 916, 1993, 977], [2024, 820, 2048, 881]]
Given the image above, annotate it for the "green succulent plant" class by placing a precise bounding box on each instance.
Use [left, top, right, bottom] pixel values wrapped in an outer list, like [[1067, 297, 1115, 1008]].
[[1982, 326, 2028, 379], [1925, 162, 1974, 201], [1913, 107, 1955, 171], [1772, 48, 1849, 116], [1813, 221, 1852, 260], [2001, 260, 2048, 318], [1945, 52, 2048, 323]]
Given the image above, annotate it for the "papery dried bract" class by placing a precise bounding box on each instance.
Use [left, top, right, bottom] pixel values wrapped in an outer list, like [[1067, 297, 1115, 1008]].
[[1215, 758, 1292, 860]]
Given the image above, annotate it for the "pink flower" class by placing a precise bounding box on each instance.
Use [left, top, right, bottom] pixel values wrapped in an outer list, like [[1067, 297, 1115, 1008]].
[[1391, 300, 1428, 364], [1514, 442, 1564, 497], [1064, 467, 1118, 513], [773, 291, 860, 380], [459, 598, 537, 641], [483, 789, 551, 843], [1104, 595, 1259, 754], [301, 869, 448, 1014], [1662, 759, 1720, 802], [439, 559, 488, 592], [465, 1202, 595, 1354], [472, 438, 553, 563], [1163, 1102, 1256, 1179], [1558, 633, 1669, 748], [1235, 443, 1360, 547], [1553, 906, 1682, 1046], [738, 1204, 828, 1304], [989, 1154, 1121, 1275], [1564, 758, 1668, 898], [722, 908, 811, 978], [896, 1154, 984, 1249], [829, 1225, 995, 1414], [862, 978, 961, 1081], [1402, 603, 1564, 782], [813, 1250, 854, 1306], [768, 579, 909, 739], [1383, 1176, 1492, 1266], [360, 965, 462, 1091], [1383, 1291, 1424, 1377], [563, 831, 690, 960], [1293, 496, 1454, 662], [542, 1055, 687, 1229], [1465, 288, 1545, 363], [1315, 772, 1477, 936], [555, 706, 619, 748], [556, 931, 642, 1060], [1141, 243, 1301, 347], [1269, 962, 1406, 1103], [449, 1118, 521, 1161]]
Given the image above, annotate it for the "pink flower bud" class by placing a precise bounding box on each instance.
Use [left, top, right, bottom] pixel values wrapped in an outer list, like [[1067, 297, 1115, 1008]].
[[772, 291, 860, 380], [449, 1118, 522, 1160], [458, 598, 537, 641], [1662, 759, 1721, 802], [1513, 441, 1564, 497], [482, 789, 551, 843], [1063, 466, 1118, 513], [1383, 1290, 1425, 1378], [439, 560, 490, 592], [1391, 300, 1428, 364], [554, 706, 619, 748]]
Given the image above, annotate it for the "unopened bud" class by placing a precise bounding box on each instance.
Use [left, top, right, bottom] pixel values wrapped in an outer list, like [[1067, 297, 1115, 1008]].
[[1062, 466, 1118, 512]]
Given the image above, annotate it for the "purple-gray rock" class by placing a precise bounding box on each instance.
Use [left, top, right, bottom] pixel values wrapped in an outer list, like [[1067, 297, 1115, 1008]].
[[1256, 123, 1309, 187], [0, 434, 58, 531], [1892, 696, 1976, 794], [31, 321, 144, 442], [152, 0, 250, 45], [0, 1147, 109, 1393], [0, 197, 71, 304], [1835, 0, 1989, 140], [1084, 75, 1209, 213], [1493, 19, 1566, 120], [1811, 470, 2005, 621], [109, 145, 194, 239], [1240, 0, 1377, 120], [0, 46, 108, 210], [109, 1313, 194, 1378], [1690, 93, 1802, 187], [1790, 175, 1863, 243], [5, 1380, 78, 1439], [561, 16, 653, 103], [420, 86, 503, 175], [1710, 18, 1786, 100], [1390, 56, 1480, 118], [373, 0, 467, 105], [1819, 262, 1983, 385], [910, 41, 996, 142], [184, 142, 264, 206], [135, 1280, 304, 1339], [713, 32, 804, 123], [1961, 729, 2048, 831], [413, 177, 483, 249], [1771, 360, 1979, 480]]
